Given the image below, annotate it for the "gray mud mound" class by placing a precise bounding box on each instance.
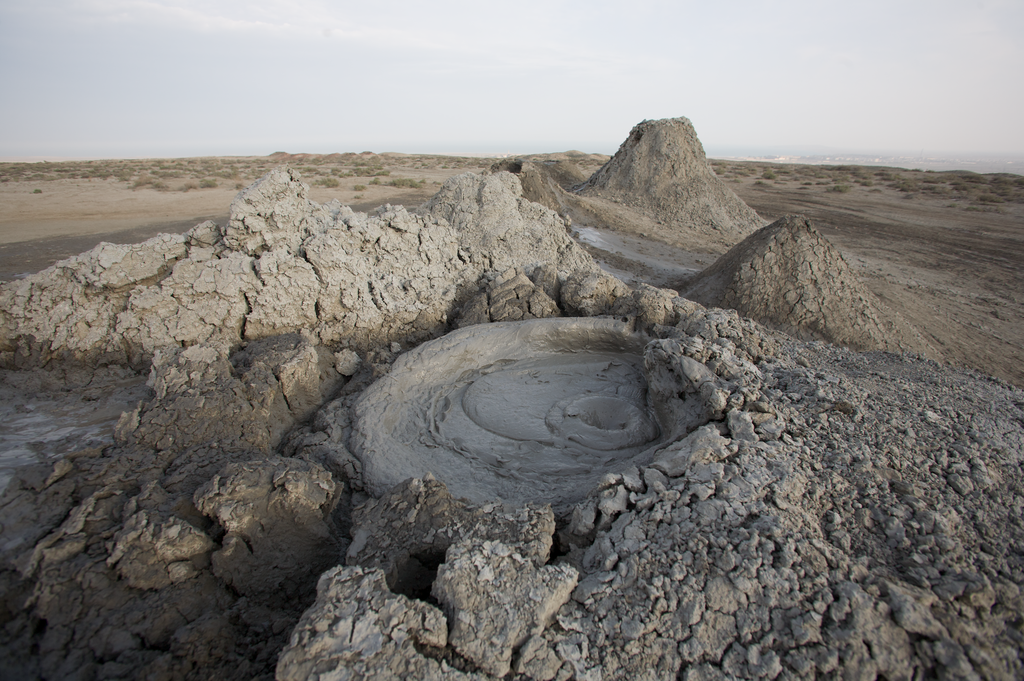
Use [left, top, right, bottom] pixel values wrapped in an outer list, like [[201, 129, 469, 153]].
[[489, 118, 764, 256], [574, 117, 765, 250], [683, 214, 935, 355]]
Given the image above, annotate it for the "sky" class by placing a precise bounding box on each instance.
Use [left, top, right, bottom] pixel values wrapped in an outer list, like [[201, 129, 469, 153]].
[[1, 1, 1022, 159]]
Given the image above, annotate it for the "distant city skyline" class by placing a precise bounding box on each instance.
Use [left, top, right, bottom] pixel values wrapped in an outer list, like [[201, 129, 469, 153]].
[[2, 2, 1022, 161]]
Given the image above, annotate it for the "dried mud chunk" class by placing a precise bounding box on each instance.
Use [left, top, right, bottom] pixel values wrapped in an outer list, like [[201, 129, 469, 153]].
[[432, 536, 578, 677], [194, 456, 339, 601], [560, 271, 630, 317], [346, 476, 556, 595], [456, 267, 561, 327], [106, 510, 214, 590], [276, 566, 462, 681]]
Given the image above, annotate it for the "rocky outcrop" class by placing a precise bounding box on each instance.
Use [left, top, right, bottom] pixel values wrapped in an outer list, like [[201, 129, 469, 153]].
[[0, 168, 595, 369], [682, 215, 935, 355], [114, 334, 342, 455], [456, 266, 561, 327], [339, 475, 575, 678], [276, 565, 465, 681]]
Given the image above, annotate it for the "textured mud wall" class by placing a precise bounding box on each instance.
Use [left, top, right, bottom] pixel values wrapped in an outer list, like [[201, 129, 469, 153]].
[[0, 169, 595, 369]]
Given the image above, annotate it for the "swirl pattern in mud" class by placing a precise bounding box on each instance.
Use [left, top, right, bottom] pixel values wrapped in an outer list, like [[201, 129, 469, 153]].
[[351, 318, 671, 508]]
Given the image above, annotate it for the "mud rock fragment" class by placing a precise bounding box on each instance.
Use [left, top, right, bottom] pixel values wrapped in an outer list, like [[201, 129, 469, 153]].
[[276, 566, 470, 681], [344, 477, 572, 677], [67, 233, 189, 290], [611, 283, 681, 329], [346, 476, 556, 595], [117, 335, 341, 453], [650, 425, 733, 478], [561, 271, 631, 317], [106, 510, 214, 590], [727, 408, 758, 442], [457, 267, 561, 327], [223, 167, 332, 256], [0, 231, 193, 367], [245, 248, 321, 338], [644, 338, 732, 440], [514, 635, 564, 680], [194, 456, 339, 601], [114, 250, 261, 362], [334, 348, 361, 376], [432, 536, 578, 677]]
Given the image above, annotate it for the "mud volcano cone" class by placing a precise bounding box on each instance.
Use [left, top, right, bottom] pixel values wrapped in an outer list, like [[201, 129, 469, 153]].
[[576, 117, 764, 245], [682, 215, 934, 355]]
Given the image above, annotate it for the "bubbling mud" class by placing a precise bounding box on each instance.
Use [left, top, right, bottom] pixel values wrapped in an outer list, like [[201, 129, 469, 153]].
[[351, 318, 671, 509]]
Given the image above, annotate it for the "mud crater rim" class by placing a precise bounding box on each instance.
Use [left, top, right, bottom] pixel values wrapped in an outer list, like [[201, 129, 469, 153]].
[[351, 318, 672, 508]]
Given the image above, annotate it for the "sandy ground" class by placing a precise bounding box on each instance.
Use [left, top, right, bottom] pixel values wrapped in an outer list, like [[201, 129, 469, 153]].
[[1, 154, 1021, 389]]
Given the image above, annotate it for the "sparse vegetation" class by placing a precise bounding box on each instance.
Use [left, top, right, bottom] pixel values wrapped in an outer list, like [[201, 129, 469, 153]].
[[698, 159, 1024, 212], [3, 154, 1021, 219], [387, 178, 427, 189]]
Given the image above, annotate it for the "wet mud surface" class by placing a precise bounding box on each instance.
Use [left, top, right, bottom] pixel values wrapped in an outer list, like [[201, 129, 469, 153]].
[[352, 318, 670, 510]]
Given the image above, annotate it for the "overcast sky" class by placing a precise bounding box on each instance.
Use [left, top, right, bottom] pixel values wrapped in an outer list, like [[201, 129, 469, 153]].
[[2, 1, 1022, 159]]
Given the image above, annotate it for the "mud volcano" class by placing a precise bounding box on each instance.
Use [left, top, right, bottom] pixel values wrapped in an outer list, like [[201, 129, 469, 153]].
[[352, 318, 671, 509]]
